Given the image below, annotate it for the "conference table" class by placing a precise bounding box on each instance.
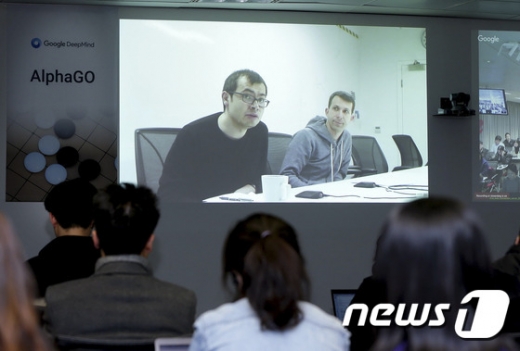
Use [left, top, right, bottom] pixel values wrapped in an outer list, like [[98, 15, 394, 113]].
[[204, 166, 429, 203]]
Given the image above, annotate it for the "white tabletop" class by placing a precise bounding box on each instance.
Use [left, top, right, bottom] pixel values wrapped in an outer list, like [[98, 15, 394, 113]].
[[204, 166, 429, 203]]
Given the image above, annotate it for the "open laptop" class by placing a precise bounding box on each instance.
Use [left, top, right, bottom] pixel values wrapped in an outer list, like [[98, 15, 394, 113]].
[[331, 289, 357, 323], [154, 337, 192, 351]]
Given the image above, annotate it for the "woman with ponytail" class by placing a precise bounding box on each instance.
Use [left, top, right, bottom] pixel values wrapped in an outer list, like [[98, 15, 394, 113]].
[[190, 213, 349, 351]]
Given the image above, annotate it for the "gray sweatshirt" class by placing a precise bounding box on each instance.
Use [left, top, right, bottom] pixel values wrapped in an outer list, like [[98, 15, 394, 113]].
[[280, 116, 352, 187]]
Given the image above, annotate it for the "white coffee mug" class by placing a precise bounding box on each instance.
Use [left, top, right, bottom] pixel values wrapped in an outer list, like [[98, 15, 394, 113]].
[[262, 175, 290, 202]]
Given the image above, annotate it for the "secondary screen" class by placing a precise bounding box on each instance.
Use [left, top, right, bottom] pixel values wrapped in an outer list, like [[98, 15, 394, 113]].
[[477, 30, 520, 201]]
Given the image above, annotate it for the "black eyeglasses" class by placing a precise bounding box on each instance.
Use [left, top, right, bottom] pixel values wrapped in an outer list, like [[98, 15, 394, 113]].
[[230, 92, 270, 108]]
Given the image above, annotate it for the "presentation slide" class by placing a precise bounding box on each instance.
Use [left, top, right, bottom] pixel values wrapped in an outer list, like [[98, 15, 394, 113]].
[[5, 5, 118, 202], [120, 20, 428, 203]]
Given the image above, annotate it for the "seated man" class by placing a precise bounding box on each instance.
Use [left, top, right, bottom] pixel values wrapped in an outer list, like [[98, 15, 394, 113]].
[[158, 69, 270, 202], [490, 134, 505, 156], [280, 91, 355, 187], [44, 183, 196, 342], [502, 163, 520, 194], [27, 178, 100, 297], [479, 140, 489, 159], [514, 138, 520, 156], [493, 145, 512, 165], [504, 132, 515, 152]]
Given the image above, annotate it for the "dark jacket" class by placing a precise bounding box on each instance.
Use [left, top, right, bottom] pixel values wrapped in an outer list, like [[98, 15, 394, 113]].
[[493, 245, 520, 333], [27, 235, 100, 297], [494, 244, 520, 279], [44, 255, 196, 342], [158, 113, 268, 202]]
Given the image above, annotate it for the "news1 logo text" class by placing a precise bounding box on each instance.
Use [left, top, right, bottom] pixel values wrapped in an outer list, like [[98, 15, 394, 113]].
[[342, 290, 509, 339]]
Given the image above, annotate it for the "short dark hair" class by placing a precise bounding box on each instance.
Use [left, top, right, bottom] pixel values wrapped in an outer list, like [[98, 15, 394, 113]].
[[223, 69, 267, 96], [93, 183, 160, 255], [44, 179, 97, 229], [222, 213, 309, 331], [223, 69, 267, 95], [328, 91, 356, 112], [496, 135, 502, 141]]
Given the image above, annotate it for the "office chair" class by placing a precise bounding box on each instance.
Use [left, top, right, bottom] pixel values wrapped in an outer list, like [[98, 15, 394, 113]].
[[267, 132, 293, 174], [135, 128, 182, 194], [391, 134, 424, 171], [351, 135, 388, 177]]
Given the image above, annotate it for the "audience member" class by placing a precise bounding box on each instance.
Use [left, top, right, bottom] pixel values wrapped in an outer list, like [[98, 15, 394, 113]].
[[480, 140, 489, 159], [347, 275, 385, 351], [480, 143, 493, 179], [44, 183, 196, 343], [0, 213, 53, 351], [493, 145, 512, 165], [27, 178, 100, 297], [502, 163, 520, 194], [491, 135, 505, 155], [494, 227, 520, 333], [158, 69, 270, 202], [369, 197, 515, 351], [505, 133, 515, 151], [494, 227, 520, 283], [280, 91, 354, 187], [190, 213, 349, 351]]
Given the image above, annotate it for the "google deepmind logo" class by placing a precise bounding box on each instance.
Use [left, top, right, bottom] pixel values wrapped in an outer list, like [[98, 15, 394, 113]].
[[31, 38, 42, 49], [30, 37, 95, 49]]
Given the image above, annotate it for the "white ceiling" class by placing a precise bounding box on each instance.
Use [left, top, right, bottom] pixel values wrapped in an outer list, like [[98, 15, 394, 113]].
[[2, 0, 520, 21]]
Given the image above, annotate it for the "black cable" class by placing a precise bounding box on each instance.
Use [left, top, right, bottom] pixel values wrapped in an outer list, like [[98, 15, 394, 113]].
[[323, 194, 361, 198], [387, 184, 428, 192], [317, 183, 428, 200]]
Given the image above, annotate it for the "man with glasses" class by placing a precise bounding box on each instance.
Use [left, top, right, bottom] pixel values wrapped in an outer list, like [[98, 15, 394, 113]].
[[280, 91, 355, 187], [158, 69, 269, 202]]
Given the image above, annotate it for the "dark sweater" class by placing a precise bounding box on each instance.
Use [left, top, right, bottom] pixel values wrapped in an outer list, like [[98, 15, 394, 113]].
[[158, 113, 268, 202], [27, 235, 100, 297]]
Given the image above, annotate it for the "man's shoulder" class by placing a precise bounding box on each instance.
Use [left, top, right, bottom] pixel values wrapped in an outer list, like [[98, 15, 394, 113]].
[[26, 254, 40, 271], [26, 237, 73, 265], [292, 126, 319, 141], [152, 277, 196, 299], [46, 275, 92, 299], [181, 113, 220, 132], [247, 121, 268, 137], [340, 129, 352, 144], [46, 272, 195, 302]]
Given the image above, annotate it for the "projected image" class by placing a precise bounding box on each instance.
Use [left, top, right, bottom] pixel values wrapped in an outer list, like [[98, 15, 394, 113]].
[[477, 30, 520, 201], [120, 21, 428, 203]]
